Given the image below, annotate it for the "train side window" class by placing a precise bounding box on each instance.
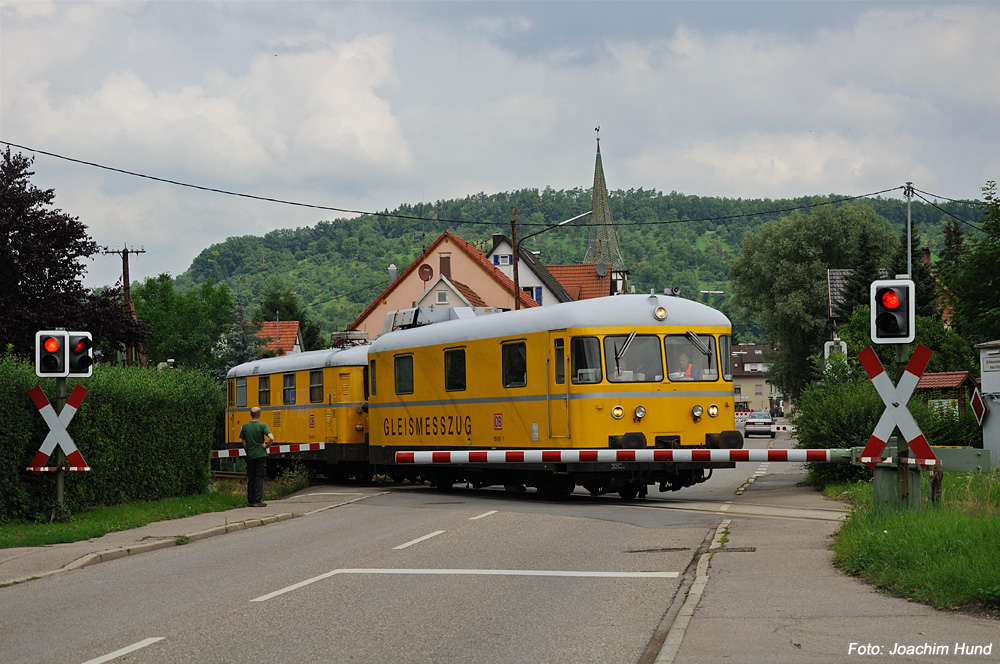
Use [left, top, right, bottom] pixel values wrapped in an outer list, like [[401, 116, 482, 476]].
[[227, 379, 235, 408], [603, 334, 663, 382], [235, 377, 247, 407], [309, 370, 323, 403], [665, 334, 718, 382], [395, 355, 414, 395], [501, 341, 527, 388], [719, 335, 733, 381], [553, 338, 565, 385], [444, 348, 466, 392], [283, 373, 296, 404], [369, 360, 376, 396], [570, 336, 603, 384], [258, 375, 271, 406]]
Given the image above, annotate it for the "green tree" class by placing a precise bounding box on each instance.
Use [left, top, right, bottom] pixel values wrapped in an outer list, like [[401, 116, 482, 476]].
[[730, 202, 898, 399], [835, 223, 886, 320], [950, 181, 1000, 345], [211, 305, 265, 380], [252, 287, 324, 351], [132, 274, 236, 368], [0, 148, 146, 360]]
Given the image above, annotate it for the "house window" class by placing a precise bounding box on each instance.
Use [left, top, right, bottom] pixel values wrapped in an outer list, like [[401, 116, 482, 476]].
[[498, 254, 511, 265], [444, 348, 466, 391], [502, 341, 527, 388], [236, 377, 247, 407], [436, 290, 449, 304], [755, 384, 763, 395], [735, 384, 742, 395], [309, 370, 323, 403], [395, 355, 414, 395], [258, 375, 271, 406], [283, 373, 296, 404]]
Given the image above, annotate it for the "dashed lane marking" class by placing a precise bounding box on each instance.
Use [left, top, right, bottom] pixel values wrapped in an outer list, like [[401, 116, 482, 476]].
[[393, 530, 446, 550], [252, 568, 680, 602], [81, 637, 164, 664]]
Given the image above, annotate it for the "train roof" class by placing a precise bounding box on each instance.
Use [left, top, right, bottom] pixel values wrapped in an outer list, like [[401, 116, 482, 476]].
[[226, 343, 370, 378], [371, 294, 731, 353]]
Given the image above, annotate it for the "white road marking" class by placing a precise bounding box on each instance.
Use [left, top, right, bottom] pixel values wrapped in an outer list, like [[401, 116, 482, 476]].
[[81, 637, 164, 664], [754, 463, 769, 476], [393, 530, 446, 550], [252, 568, 679, 602], [304, 492, 385, 515], [470, 510, 498, 520]]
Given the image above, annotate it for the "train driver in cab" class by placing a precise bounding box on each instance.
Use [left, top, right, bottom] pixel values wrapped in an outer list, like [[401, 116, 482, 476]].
[[671, 352, 701, 380]]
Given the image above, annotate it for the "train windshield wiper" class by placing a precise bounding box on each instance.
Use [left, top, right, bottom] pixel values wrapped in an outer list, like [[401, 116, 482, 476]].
[[685, 331, 712, 357]]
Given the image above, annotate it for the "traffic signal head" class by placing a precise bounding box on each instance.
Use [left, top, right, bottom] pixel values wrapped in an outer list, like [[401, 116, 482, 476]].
[[870, 279, 915, 344], [68, 332, 94, 377], [35, 330, 69, 377]]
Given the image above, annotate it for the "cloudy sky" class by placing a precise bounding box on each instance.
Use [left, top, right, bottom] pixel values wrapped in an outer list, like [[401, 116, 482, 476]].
[[3, 0, 998, 289]]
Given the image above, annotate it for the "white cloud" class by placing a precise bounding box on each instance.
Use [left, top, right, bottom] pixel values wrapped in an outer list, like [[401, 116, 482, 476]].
[[1, 0, 996, 289]]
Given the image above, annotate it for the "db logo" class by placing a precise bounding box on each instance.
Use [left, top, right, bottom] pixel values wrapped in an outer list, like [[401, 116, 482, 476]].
[[493, 414, 503, 430]]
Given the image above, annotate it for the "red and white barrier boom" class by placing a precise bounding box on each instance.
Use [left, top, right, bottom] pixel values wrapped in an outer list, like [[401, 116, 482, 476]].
[[857, 344, 937, 468], [396, 448, 837, 465], [212, 443, 326, 459], [27, 385, 90, 472]]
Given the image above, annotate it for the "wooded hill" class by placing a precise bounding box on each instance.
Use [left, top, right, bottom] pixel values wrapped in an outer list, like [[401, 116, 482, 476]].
[[174, 187, 982, 343]]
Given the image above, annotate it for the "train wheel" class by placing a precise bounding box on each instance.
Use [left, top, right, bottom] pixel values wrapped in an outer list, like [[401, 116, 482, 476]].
[[618, 482, 641, 500]]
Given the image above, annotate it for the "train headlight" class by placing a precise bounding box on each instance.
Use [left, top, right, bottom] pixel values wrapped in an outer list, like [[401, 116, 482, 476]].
[[634, 405, 646, 419], [653, 306, 667, 321], [691, 405, 703, 421], [612, 405, 625, 420], [708, 404, 719, 418]]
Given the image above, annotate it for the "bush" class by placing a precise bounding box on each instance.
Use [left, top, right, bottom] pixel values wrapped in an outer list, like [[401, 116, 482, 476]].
[[0, 355, 224, 523]]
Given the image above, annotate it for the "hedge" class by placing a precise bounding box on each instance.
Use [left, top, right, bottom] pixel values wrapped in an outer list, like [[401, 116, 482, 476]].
[[0, 355, 225, 523]]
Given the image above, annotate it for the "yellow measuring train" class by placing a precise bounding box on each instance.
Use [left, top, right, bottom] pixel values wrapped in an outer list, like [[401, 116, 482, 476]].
[[225, 293, 743, 498]]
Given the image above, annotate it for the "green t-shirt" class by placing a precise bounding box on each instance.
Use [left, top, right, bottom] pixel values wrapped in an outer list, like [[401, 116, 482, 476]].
[[240, 420, 272, 461]]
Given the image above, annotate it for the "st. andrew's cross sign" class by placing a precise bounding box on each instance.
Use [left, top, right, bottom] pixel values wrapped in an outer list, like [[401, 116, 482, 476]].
[[857, 344, 937, 468]]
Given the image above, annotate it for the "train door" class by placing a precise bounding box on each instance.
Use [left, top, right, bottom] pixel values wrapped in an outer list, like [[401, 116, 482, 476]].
[[548, 333, 570, 439]]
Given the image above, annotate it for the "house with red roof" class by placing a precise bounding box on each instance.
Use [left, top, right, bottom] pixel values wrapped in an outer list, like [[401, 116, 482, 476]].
[[257, 320, 304, 356], [348, 232, 538, 338], [916, 371, 979, 417]]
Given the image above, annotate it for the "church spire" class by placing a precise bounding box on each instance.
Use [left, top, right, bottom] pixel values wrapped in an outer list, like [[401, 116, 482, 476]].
[[584, 128, 628, 285]]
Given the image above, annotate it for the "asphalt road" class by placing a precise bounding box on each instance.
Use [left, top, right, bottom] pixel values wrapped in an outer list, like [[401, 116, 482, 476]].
[[0, 433, 797, 664]]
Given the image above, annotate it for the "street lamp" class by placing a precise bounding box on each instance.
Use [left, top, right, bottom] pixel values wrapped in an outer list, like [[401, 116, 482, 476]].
[[511, 210, 593, 310]]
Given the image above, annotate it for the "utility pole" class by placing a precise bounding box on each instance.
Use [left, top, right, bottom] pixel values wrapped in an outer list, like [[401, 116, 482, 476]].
[[102, 244, 147, 367], [510, 207, 521, 310]]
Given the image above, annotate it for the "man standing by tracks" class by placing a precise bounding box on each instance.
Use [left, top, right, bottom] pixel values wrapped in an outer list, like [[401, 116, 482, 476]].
[[240, 406, 273, 507]]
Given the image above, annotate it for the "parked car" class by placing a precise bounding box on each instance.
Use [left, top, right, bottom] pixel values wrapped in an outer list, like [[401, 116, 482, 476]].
[[743, 411, 775, 438]]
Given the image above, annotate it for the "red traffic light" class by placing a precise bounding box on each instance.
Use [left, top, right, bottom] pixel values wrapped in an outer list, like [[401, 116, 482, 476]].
[[880, 289, 901, 309], [43, 336, 62, 353]]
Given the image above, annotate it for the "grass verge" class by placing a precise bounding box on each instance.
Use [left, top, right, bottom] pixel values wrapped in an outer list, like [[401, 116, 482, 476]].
[[0, 465, 312, 549], [824, 470, 1000, 614]]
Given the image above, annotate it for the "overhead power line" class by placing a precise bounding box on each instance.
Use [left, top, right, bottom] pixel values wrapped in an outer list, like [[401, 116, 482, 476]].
[[0, 140, 982, 230]]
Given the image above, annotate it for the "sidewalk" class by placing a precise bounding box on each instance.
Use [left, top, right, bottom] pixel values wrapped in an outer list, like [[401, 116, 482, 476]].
[[0, 488, 373, 587], [667, 469, 1000, 663]]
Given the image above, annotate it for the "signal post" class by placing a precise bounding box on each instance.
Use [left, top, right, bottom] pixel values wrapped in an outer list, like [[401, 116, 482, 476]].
[[867, 279, 925, 510], [31, 330, 94, 518]]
